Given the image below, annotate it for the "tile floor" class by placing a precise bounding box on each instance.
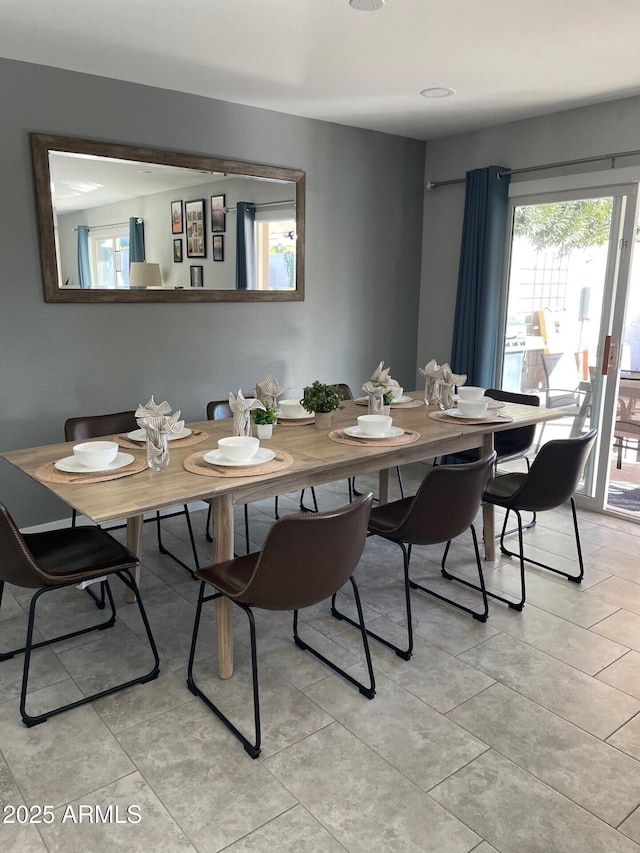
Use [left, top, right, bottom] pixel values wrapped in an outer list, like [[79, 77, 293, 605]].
[[3, 462, 640, 851]]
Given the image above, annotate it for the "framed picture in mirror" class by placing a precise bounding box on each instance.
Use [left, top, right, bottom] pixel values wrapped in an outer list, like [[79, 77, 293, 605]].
[[213, 235, 224, 262], [211, 194, 226, 233], [173, 239, 183, 262], [185, 199, 206, 257], [190, 265, 203, 287], [171, 200, 183, 234]]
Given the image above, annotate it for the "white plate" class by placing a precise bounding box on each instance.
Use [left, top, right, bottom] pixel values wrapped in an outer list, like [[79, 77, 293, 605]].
[[344, 425, 405, 440], [203, 448, 276, 467], [55, 452, 135, 474], [127, 427, 192, 442], [391, 395, 413, 404], [443, 408, 498, 422], [277, 412, 311, 420]]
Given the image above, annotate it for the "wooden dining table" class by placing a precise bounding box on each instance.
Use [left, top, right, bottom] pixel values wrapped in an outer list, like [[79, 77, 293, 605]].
[[1, 393, 561, 678]]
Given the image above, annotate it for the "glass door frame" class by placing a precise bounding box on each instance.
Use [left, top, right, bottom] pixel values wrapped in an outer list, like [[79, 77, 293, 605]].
[[498, 181, 640, 513]]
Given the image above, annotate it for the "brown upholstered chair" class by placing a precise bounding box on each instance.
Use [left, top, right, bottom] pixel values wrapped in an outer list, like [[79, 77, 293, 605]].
[[0, 502, 159, 726], [333, 453, 496, 659], [187, 493, 375, 758], [65, 411, 200, 577], [482, 429, 597, 610]]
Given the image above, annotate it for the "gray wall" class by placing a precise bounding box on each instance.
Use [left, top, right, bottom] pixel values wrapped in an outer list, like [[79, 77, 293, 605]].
[[0, 58, 425, 526], [417, 94, 640, 381]]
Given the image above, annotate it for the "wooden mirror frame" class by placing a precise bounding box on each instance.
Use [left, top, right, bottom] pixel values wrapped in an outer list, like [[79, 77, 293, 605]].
[[31, 133, 305, 303]]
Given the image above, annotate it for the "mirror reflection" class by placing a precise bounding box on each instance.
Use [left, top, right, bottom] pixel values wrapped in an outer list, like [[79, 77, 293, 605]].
[[32, 134, 305, 303]]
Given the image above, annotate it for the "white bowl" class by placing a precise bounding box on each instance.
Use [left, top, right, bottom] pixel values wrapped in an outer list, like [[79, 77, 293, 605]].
[[73, 440, 119, 469], [278, 399, 306, 418], [457, 385, 486, 400], [217, 436, 260, 462], [357, 414, 393, 436], [458, 397, 490, 418], [390, 386, 404, 400]]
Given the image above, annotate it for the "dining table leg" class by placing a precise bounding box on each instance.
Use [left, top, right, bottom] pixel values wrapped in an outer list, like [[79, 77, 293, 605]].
[[378, 468, 390, 505], [124, 514, 144, 602], [481, 433, 496, 561], [212, 493, 234, 678]]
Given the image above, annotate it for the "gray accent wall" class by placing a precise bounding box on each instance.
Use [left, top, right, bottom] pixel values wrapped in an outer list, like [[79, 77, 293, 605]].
[[0, 58, 425, 526], [418, 94, 640, 382]]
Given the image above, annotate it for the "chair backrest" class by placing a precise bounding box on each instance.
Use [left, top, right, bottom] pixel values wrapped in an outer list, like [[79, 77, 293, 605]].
[[540, 352, 581, 408], [502, 428, 597, 512], [64, 411, 136, 442], [0, 502, 48, 588], [486, 389, 540, 461], [337, 383, 354, 401], [390, 452, 496, 545], [207, 400, 232, 421], [230, 493, 373, 610]]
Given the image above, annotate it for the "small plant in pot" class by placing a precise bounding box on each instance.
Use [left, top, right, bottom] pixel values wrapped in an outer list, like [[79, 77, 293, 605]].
[[251, 400, 278, 439], [301, 381, 344, 429]]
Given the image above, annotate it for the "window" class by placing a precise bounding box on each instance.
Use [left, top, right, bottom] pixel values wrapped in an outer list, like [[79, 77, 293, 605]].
[[255, 210, 296, 290], [88, 227, 130, 288]]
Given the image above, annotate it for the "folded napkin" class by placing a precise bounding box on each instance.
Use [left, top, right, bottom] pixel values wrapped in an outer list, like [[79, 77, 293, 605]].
[[418, 359, 442, 382], [229, 390, 265, 436], [249, 375, 291, 410], [135, 397, 185, 468], [418, 361, 467, 409], [368, 361, 401, 390]]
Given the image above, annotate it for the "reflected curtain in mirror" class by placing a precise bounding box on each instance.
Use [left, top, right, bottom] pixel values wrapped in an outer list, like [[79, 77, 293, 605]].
[[236, 202, 256, 291], [77, 226, 91, 289], [129, 217, 145, 264]]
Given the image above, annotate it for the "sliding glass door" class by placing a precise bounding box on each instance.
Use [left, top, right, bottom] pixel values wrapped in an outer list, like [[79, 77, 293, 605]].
[[499, 183, 639, 512]]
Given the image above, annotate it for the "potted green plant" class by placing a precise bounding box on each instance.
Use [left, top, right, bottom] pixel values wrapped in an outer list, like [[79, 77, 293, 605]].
[[251, 400, 278, 439], [301, 381, 344, 429]]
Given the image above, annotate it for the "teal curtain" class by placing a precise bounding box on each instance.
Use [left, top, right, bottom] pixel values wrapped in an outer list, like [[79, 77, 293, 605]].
[[129, 217, 145, 264], [77, 226, 91, 288], [450, 166, 510, 387], [235, 202, 256, 290]]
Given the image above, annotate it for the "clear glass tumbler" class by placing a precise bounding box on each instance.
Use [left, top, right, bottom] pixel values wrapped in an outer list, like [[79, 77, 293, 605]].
[[146, 432, 170, 470]]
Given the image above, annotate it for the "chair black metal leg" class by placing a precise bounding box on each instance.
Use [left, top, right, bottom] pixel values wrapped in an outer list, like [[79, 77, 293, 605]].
[[353, 467, 403, 502], [332, 538, 413, 660], [83, 580, 107, 610], [410, 524, 489, 621], [187, 586, 261, 758], [294, 577, 375, 698], [156, 507, 199, 578], [19, 571, 159, 727], [299, 487, 318, 513], [499, 497, 584, 584], [205, 505, 213, 542]]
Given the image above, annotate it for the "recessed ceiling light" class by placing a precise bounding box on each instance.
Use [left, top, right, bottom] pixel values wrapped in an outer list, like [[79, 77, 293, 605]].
[[137, 169, 153, 174], [349, 0, 385, 10], [420, 87, 456, 98]]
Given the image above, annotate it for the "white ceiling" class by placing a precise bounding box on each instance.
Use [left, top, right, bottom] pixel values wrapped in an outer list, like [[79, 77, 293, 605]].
[[3, 0, 640, 141]]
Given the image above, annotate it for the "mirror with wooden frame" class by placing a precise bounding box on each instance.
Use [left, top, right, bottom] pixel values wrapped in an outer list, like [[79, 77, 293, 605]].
[[31, 133, 305, 303]]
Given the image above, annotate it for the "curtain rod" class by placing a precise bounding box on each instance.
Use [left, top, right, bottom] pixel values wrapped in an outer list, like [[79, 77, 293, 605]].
[[425, 146, 640, 190], [72, 218, 143, 232], [224, 200, 295, 213]]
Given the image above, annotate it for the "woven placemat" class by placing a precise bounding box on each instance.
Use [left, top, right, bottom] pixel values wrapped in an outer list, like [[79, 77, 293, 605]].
[[184, 448, 294, 478], [353, 397, 423, 409], [34, 455, 148, 485], [429, 411, 513, 426], [116, 430, 209, 450], [328, 429, 420, 447], [276, 417, 315, 427]]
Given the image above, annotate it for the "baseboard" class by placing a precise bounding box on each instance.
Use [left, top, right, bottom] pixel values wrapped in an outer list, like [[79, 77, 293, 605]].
[[21, 500, 210, 534]]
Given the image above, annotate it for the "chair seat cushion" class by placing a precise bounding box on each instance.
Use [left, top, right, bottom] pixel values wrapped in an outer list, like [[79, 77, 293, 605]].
[[24, 526, 138, 587], [368, 497, 414, 536], [483, 472, 527, 504], [196, 553, 260, 598]]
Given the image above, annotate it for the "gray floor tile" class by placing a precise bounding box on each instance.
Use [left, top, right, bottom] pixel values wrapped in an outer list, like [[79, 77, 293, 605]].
[[607, 712, 640, 760], [222, 804, 347, 852], [116, 702, 296, 852], [265, 722, 481, 853], [448, 682, 640, 826], [597, 650, 640, 701], [39, 771, 196, 852], [591, 609, 640, 650], [586, 576, 640, 616], [305, 668, 488, 791], [430, 749, 640, 853], [459, 633, 640, 739], [0, 683, 135, 806]]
